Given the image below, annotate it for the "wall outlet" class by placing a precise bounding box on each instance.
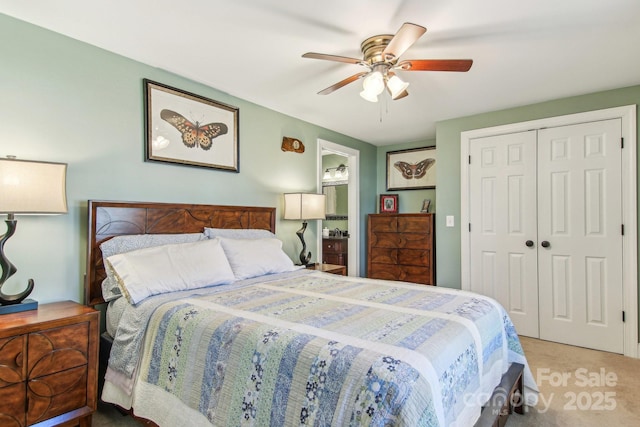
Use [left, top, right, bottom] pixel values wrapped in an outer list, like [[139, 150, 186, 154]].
[[446, 215, 455, 227]]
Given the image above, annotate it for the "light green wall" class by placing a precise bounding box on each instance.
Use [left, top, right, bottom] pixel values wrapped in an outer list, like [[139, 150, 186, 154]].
[[376, 138, 437, 214], [435, 85, 640, 288], [0, 14, 377, 304]]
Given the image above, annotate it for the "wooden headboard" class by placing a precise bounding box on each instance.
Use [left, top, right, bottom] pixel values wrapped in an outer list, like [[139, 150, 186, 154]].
[[85, 200, 276, 306]]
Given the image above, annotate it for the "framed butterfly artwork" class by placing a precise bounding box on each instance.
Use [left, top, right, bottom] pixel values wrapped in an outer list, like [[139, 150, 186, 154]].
[[144, 79, 239, 171], [386, 146, 436, 190]]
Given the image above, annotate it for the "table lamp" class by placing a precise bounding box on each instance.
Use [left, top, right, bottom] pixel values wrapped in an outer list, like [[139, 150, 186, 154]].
[[0, 157, 67, 314], [283, 193, 325, 266]]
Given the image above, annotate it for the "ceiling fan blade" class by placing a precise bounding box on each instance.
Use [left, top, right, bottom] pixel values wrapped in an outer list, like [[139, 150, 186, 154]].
[[302, 52, 364, 65], [317, 72, 368, 95], [382, 22, 427, 60], [396, 59, 473, 72]]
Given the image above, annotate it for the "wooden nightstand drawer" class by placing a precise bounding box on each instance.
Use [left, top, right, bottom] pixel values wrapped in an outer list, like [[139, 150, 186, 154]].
[[322, 238, 348, 272], [28, 322, 89, 378], [0, 301, 98, 427], [28, 365, 87, 425], [0, 335, 26, 386], [323, 239, 345, 253], [0, 382, 25, 427]]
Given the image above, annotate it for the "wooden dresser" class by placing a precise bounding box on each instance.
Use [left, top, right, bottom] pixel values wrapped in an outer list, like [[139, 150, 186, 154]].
[[0, 301, 99, 427], [322, 237, 348, 273], [367, 213, 435, 285]]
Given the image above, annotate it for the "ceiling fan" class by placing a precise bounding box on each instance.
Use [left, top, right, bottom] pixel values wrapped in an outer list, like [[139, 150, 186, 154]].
[[302, 22, 473, 102]]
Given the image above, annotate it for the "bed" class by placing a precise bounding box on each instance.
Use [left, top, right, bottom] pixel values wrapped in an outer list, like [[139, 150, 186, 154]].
[[85, 200, 537, 427]]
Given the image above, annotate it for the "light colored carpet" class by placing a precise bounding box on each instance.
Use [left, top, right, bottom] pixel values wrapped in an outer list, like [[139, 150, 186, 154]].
[[507, 337, 640, 426], [93, 336, 640, 426]]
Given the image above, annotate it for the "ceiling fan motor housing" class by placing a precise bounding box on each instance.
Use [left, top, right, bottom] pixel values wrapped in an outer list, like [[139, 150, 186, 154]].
[[360, 34, 396, 65]]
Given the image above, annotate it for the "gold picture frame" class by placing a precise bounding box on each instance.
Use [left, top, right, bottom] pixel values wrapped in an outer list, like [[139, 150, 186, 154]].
[[144, 79, 239, 171]]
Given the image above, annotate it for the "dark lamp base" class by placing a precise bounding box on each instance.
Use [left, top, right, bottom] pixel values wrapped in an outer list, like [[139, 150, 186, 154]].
[[0, 298, 38, 315]]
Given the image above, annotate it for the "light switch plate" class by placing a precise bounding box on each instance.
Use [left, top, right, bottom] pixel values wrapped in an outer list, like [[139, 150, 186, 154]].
[[446, 215, 455, 227]]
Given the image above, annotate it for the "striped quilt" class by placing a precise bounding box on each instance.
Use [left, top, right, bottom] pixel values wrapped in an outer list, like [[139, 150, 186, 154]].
[[102, 270, 536, 426]]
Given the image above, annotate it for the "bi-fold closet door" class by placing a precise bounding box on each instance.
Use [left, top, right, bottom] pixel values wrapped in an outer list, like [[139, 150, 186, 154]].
[[468, 118, 624, 354]]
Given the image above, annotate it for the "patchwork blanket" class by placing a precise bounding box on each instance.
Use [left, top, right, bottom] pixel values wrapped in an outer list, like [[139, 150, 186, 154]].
[[102, 270, 536, 426]]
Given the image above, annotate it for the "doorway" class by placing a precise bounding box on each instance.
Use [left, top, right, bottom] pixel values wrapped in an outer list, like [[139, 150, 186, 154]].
[[317, 139, 360, 276], [460, 105, 637, 357]]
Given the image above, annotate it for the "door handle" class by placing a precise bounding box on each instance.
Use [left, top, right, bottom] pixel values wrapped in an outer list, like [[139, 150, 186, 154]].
[[525, 240, 534, 247], [541, 241, 550, 248]]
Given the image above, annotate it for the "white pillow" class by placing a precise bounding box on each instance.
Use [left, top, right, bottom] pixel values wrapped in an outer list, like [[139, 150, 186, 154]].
[[106, 238, 235, 304], [217, 237, 297, 280], [100, 233, 206, 301]]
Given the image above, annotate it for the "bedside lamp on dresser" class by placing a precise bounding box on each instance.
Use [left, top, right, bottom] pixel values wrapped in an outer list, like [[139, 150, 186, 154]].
[[283, 193, 326, 266], [0, 158, 99, 427], [0, 156, 67, 314]]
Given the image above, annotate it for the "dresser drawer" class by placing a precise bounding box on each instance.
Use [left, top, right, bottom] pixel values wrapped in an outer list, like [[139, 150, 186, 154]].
[[27, 365, 87, 425], [369, 264, 432, 285], [397, 249, 432, 267], [369, 216, 398, 232], [323, 253, 345, 266], [28, 322, 89, 378], [0, 382, 25, 427], [369, 247, 397, 264], [397, 216, 432, 233], [370, 232, 431, 250], [323, 239, 346, 254], [0, 335, 26, 386]]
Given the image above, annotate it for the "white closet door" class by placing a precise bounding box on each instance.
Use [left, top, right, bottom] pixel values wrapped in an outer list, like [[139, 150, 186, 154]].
[[469, 131, 539, 337], [537, 119, 624, 353]]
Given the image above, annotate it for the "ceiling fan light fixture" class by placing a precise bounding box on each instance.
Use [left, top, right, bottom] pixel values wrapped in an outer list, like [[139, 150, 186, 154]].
[[360, 70, 385, 102], [387, 75, 409, 100], [360, 89, 379, 102]]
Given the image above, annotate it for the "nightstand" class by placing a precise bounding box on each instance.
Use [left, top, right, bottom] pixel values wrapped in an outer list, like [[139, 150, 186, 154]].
[[307, 263, 347, 276], [322, 238, 348, 273], [0, 301, 99, 427]]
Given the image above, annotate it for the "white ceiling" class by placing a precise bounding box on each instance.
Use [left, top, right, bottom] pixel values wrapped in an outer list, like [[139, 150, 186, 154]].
[[2, 0, 640, 146]]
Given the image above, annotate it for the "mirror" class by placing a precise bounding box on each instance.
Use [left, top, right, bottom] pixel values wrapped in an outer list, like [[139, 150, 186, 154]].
[[323, 183, 348, 220]]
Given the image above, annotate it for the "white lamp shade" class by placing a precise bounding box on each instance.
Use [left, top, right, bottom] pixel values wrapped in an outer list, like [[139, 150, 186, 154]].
[[359, 89, 379, 103], [0, 158, 68, 214], [360, 71, 385, 102], [284, 193, 326, 220], [387, 75, 410, 99]]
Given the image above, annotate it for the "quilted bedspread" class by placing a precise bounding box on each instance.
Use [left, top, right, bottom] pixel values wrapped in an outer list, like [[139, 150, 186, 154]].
[[102, 270, 536, 427]]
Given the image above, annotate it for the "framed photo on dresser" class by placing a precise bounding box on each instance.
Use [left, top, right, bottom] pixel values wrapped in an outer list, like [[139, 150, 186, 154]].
[[380, 194, 399, 213]]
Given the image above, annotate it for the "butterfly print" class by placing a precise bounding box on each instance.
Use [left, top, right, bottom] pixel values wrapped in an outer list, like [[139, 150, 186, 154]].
[[160, 109, 228, 150], [394, 158, 435, 179]]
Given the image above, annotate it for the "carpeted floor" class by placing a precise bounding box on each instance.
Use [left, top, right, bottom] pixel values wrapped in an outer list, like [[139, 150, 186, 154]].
[[507, 337, 640, 426], [93, 337, 640, 426]]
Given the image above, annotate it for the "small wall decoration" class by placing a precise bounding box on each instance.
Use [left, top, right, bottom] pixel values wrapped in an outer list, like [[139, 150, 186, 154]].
[[421, 199, 431, 213], [281, 137, 305, 153], [380, 194, 399, 213], [386, 146, 436, 190], [144, 79, 239, 171]]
